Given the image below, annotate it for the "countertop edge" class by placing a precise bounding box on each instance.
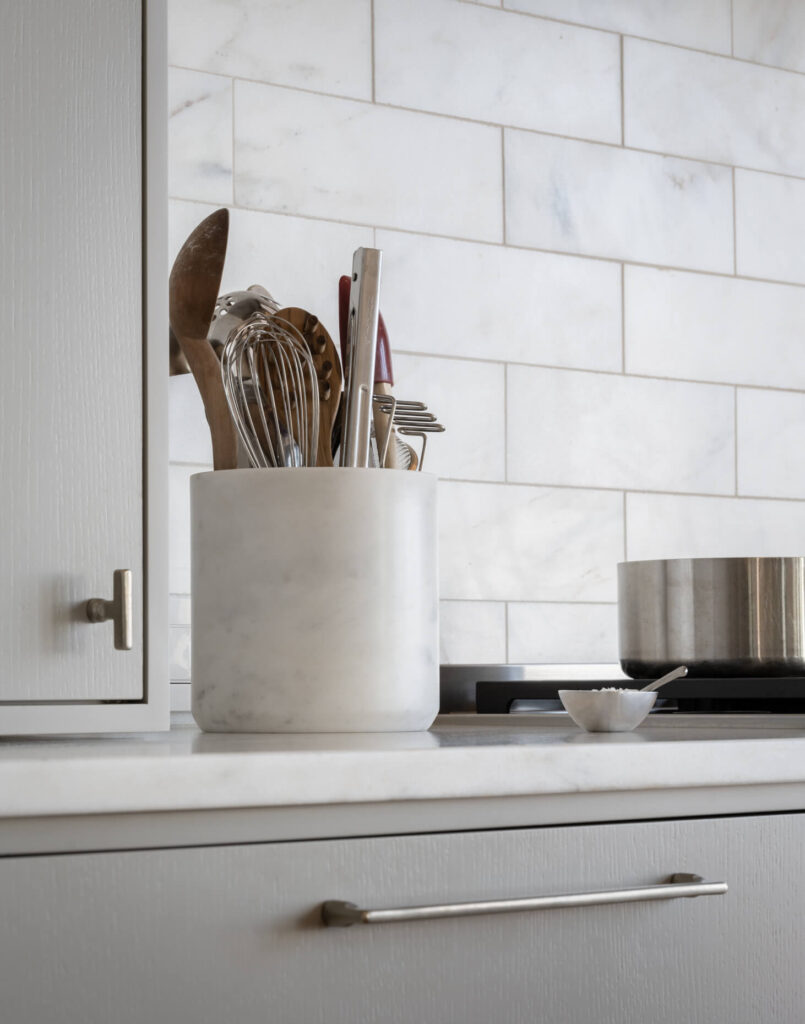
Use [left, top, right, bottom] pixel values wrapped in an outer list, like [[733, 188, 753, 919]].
[[2, 732, 805, 819]]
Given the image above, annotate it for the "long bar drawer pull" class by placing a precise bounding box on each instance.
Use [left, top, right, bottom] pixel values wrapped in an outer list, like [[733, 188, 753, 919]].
[[321, 873, 727, 927]]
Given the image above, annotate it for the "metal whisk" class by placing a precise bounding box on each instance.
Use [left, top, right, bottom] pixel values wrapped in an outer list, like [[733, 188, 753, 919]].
[[221, 313, 320, 468]]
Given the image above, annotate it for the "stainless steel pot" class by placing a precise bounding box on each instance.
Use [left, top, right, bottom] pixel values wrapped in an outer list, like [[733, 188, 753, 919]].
[[618, 557, 805, 678]]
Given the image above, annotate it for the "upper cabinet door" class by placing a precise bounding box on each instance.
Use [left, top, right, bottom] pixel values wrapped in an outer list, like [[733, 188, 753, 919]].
[[0, 0, 167, 731]]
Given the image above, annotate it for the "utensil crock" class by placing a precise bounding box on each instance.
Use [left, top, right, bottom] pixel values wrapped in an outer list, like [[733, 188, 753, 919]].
[[190, 468, 439, 732]]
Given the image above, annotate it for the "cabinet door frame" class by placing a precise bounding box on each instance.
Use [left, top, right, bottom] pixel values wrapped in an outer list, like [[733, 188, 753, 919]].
[[0, 0, 168, 735]]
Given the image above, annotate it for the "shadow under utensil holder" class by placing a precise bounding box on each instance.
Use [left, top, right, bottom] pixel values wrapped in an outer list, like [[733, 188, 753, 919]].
[[190, 468, 439, 732]]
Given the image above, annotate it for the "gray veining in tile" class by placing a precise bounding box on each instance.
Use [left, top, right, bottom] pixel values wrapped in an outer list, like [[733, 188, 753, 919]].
[[733, 0, 805, 74], [625, 265, 805, 390], [505, 130, 733, 272], [505, 0, 731, 54], [627, 492, 805, 561], [625, 37, 805, 178], [169, 0, 372, 99], [375, 0, 620, 142], [235, 82, 503, 241], [439, 481, 623, 602], [735, 170, 805, 285], [508, 602, 619, 664], [737, 389, 805, 499], [376, 229, 622, 371], [507, 365, 735, 494], [168, 68, 232, 204]]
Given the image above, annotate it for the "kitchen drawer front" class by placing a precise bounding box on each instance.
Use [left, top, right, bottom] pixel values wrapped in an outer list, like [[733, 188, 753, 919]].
[[1, 813, 802, 1024]]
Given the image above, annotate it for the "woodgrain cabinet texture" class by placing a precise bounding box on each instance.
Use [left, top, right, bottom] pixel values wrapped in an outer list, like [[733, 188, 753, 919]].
[[0, 0, 167, 732], [2, 812, 803, 1023]]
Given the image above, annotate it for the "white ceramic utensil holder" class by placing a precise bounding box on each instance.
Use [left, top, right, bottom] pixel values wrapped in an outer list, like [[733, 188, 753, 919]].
[[190, 468, 439, 732]]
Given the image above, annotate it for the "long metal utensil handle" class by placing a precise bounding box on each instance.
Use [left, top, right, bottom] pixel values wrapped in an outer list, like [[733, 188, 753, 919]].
[[341, 247, 382, 467], [321, 873, 727, 927]]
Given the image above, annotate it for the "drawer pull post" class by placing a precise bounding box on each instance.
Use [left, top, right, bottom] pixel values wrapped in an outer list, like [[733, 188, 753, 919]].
[[86, 569, 133, 651], [321, 873, 727, 927]]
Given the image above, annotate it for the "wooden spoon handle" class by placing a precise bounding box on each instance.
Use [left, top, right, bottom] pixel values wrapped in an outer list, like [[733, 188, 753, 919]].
[[177, 333, 238, 471]]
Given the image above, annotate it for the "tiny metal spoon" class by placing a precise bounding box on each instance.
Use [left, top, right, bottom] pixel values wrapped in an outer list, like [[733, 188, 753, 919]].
[[640, 665, 688, 693]]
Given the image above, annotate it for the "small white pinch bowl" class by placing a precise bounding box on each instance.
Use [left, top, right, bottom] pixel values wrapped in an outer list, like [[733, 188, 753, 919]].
[[558, 689, 657, 733]]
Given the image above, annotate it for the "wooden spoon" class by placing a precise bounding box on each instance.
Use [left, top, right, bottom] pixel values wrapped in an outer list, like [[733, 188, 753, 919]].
[[169, 208, 237, 470]]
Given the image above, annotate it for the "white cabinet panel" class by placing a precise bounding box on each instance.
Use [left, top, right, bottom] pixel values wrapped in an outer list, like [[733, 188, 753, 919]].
[[0, 0, 166, 726], [1, 814, 802, 1023]]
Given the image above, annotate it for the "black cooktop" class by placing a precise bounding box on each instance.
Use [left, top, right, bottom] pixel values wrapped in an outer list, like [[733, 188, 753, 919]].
[[475, 678, 805, 715], [439, 665, 805, 715]]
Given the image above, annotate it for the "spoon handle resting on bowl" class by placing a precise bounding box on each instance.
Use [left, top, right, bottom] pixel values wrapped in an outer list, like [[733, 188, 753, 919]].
[[640, 665, 688, 693]]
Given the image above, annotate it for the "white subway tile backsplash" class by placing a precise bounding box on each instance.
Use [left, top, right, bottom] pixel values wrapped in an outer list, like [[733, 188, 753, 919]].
[[375, 0, 620, 143], [169, 374, 213, 465], [439, 481, 623, 602], [507, 366, 735, 493], [735, 170, 805, 285], [376, 230, 622, 371], [170, 200, 373, 346], [624, 38, 805, 177], [504, 130, 733, 272], [507, 602, 618, 664], [168, 68, 232, 204], [733, 0, 805, 74], [439, 601, 507, 664], [625, 266, 805, 389], [393, 354, 505, 481], [235, 82, 503, 241], [169, 0, 372, 99], [627, 492, 805, 561], [169, 595, 192, 626], [166, 0, 805, 672], [737, 389, 805, 499], [504, 0, 731, 54], [169, 625, 191, 682], [169, 463, 208, 594]]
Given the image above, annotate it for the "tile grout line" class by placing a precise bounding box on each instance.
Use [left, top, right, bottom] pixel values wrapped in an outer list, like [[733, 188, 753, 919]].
[[370, 0, 376, 103], [169, 63, 805, 187], [730, 0, 735, 57], [447, 4, 805, 81], [503, 363, 509, 482], [437, 476, 805, 505], [174, 457, 800, 505], [732, 167, 738, 274], [231, 77, 236, 206], [500, 127, 507, 243], [166, 305, 805, 397], [395, 348, 805, 398], [168, 15, 805, 89], [620, 263, 626, 372], [734, 386, 739, 496], [169, 193, 805, 292], [168, 590, 620, 609], [619, 34, 625, 146]]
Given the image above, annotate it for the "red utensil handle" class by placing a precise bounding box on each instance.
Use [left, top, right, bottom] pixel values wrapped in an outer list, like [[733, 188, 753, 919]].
[[339, 273, 393, 385]]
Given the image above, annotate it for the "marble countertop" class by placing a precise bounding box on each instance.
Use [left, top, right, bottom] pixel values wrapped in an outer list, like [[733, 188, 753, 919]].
[[2, 714, 805, 819]]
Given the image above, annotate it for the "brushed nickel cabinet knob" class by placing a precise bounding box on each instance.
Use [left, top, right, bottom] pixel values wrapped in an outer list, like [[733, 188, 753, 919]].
[[86, 569, 133, 651]]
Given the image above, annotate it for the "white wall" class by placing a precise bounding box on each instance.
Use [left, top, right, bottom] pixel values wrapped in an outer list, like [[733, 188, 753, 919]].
[[168, 0, 805, 681]]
